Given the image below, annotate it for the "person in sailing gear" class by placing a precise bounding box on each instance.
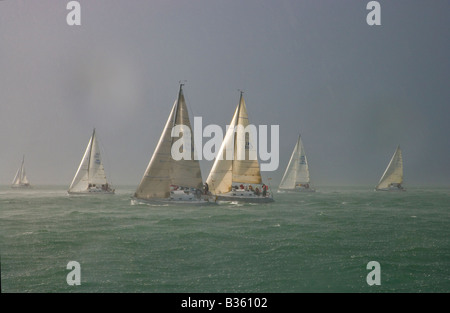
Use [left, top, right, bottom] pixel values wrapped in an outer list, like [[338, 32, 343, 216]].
[[262, 184, 268, 197]]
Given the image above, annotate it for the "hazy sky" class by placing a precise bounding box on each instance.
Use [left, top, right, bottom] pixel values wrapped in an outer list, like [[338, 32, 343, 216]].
[[1, 0, 449, 187]]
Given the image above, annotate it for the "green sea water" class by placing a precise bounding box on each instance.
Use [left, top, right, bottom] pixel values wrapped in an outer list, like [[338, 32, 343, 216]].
[[1, 185, 449, 293]]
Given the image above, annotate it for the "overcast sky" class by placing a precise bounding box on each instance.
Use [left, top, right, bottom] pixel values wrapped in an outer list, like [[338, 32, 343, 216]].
[[1, 0, 449, 187]]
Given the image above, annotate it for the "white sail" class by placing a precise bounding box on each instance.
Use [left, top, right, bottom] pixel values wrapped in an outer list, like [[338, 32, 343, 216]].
[[206, 92, 262, 195], [12, 167, 22, 186], [376, 145, 404, 190], [206, 92, 272, 203], [232, 94, 261, 185], [205, 104, 238, 195], [21, 169, 29, 185], [279, 135, 312, 190], [68, 129, 114, 194], [11, 155, 30, 188], [134, 84, 203, 200]]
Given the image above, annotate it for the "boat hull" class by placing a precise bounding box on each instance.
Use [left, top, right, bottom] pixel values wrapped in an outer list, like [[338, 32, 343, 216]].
[[277, 187, 315, 193], [214, 188, 274, 203], [11, 184, 31, 189], [375, 187, 405, 192], [68, 189, 115, 195], [216, 195, 274, 203], [131, 195, 216, 205], [215, 190, 274, 203]]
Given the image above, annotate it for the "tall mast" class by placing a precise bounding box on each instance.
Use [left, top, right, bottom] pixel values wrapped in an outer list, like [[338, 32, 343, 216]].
[[234, 90, 244, 160], [87, 128, 95, 182], [173, 83, 184, 127]]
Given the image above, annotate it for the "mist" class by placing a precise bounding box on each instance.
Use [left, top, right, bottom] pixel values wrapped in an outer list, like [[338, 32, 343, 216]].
[[1, 0, 449, 188]]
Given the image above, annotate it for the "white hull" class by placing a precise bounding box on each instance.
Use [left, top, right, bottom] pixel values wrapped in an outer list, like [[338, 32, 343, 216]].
[[375, 187, 405, 192], [278, 187, 315, 193], [11, 184, 31, 189], [68, 187, 115, 195], [131, 195, 216, 205], [215, 190, 274, 203], [132, 188, 216, 205]]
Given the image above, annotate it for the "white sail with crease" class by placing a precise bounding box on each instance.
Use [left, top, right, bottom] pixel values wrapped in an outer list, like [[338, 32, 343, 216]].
[[278, 135, 314, 192], [375, 145, 404, 191], [68, 129, 114, 194], [206, 92, 272, 203], [11, 155, 31, 188], [134, 84, 206, 202]]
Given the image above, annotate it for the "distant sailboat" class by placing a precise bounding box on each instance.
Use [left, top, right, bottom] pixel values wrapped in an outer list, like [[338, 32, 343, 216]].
[[11, 155, 31, 188], [375, 145, 405, 191], [278, 134, 315, 193], [206, 91, 274, 203], [133, 83, 213, 204], [68, 129, 115, 194]]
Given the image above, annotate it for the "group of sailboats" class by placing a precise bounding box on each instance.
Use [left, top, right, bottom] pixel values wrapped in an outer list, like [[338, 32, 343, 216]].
[[10, 84, 405, 197], [277, 140, 404, 193], [133, 85, 273, 204], [11, 130, 115, 194]]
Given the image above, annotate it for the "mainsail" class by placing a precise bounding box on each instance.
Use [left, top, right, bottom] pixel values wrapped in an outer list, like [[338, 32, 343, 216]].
[[134, 84, 203, 200], [68, 129, 113, 193], [206, 92, 262, 195], [278, 134, 312, 190], [11, 155, 30, 187], [376, 145, 403, 190]]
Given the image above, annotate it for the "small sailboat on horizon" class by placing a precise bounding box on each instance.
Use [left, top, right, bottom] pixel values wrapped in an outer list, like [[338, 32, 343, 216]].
[[133, 83, 214, 204], [278, 134, 315, 193], [11, 155, 31, 188], [68, 128, 115, 194], [206, 91, 274, 203], [375, 145, 405, 191]]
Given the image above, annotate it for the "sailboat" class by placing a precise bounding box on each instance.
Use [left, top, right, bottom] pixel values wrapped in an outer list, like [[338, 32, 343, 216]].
[[68, 128, 115, 194], [11, 155, 31, 188], [133, 83, 213, 204], [278, 134, 315, 193], [206, 91, 274, 203], [375, 145, 405, 191]]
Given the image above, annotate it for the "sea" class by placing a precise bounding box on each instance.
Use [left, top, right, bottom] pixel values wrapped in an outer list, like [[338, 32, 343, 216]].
[[1, 185, 449, 294]]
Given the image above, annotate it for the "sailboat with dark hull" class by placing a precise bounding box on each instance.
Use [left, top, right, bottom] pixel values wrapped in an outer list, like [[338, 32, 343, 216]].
[[11, 155, 31, 188], [206, 91, 274, 203], [133, 84, 214, 204], [68, 129, 115, 194], [375, 145, 405, 191]]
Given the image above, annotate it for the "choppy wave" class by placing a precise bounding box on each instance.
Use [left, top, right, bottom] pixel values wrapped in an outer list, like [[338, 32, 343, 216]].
[[1, 185, 449, 292]]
